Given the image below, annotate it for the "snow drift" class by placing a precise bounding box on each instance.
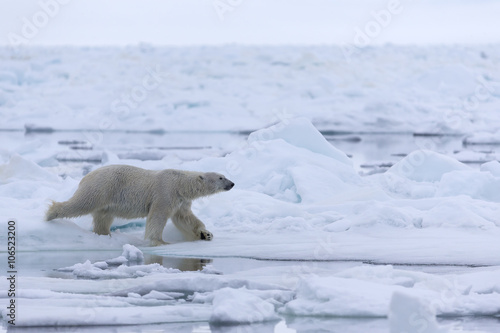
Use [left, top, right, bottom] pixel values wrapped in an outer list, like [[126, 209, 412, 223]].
[[2, 118, 500, 328]]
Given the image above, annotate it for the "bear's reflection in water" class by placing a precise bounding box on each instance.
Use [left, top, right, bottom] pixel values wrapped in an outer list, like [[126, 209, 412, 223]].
[[144, 254, 212, 272]]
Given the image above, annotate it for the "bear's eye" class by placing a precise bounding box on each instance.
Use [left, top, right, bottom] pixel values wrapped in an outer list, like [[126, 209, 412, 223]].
[[219, 177, 223, 180]]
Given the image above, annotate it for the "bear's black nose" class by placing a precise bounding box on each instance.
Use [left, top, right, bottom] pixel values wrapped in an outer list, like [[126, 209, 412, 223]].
[[225, 182, 235, 190]]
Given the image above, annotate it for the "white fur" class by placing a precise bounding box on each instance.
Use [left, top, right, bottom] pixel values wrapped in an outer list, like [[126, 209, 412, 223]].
[[45, 165, 234, 246]]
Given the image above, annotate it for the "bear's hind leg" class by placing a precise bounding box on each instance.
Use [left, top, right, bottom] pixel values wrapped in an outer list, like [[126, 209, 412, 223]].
[[92, 209, 115, 235], [144, 206, 170, 246]]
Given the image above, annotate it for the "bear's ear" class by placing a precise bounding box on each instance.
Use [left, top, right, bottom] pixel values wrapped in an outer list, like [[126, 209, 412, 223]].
[[199, 175, 204, 180]]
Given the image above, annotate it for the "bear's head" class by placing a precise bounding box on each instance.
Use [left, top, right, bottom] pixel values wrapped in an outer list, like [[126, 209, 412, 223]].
[[199, 172, 234, 194]]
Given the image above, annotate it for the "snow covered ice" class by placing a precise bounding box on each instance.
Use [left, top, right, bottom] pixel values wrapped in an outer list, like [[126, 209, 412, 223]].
[[389, 292, 448, 333], [1, 45, 500, 135], [1, 44, 500, 332]]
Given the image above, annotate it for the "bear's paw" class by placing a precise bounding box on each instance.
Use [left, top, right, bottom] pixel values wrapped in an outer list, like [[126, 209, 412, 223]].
[[200, 230, 213, 241]]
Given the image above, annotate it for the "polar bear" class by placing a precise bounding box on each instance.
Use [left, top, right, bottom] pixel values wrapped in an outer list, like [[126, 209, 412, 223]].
[[45, 165, 234, 246]]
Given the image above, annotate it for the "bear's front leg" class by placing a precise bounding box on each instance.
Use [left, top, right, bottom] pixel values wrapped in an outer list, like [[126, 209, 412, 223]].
[[172, 202, 213, 241]]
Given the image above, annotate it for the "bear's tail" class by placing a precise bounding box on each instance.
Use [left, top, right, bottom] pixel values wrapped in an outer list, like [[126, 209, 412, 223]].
[[45, 201, 62, 221]]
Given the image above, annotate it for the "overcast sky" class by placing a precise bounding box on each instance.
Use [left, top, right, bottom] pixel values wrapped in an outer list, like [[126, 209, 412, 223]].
[[1, 0, 499, 46]]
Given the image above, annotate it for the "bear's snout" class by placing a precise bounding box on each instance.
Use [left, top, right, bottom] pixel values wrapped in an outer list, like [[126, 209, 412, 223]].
[[224, 181, 235, 191]]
